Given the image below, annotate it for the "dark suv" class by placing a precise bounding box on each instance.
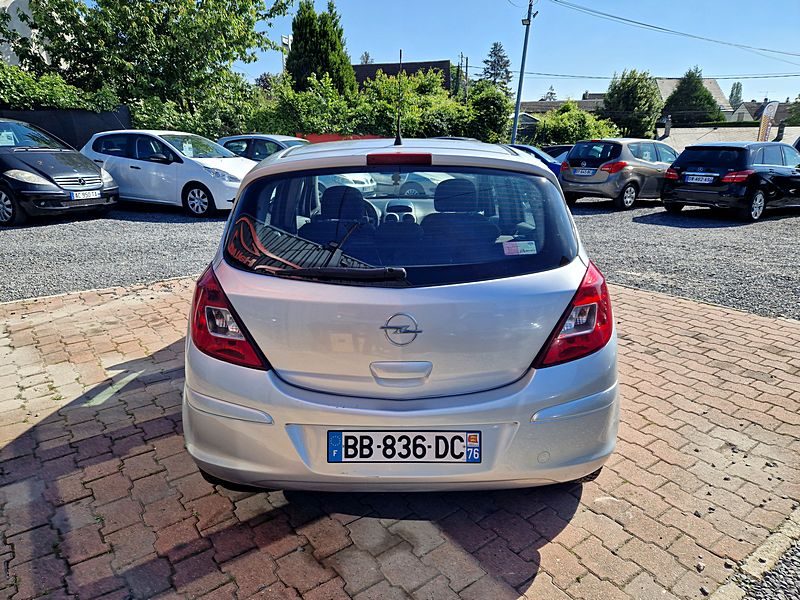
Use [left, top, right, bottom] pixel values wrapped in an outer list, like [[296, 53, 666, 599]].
[[662, 142, 800, 222]]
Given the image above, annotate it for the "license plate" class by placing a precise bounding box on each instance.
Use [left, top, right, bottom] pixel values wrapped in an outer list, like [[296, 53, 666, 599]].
[[685, 175, 714, 184], [573, 168, 595, 176], [70, 190, 102, 200], [327, 430, 482, 463]]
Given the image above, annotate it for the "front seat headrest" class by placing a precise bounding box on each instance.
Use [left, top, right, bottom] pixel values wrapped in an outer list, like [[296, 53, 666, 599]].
[[433, 179, 478, 213], [320, 185, 366, 220]]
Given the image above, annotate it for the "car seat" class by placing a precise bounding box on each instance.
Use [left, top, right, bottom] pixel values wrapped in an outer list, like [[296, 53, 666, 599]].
[[298, 186, 377, 258]]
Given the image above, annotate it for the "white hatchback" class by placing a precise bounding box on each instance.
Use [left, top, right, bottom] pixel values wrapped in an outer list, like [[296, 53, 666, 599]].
[[183, 138, 619, 491], [81, 130, 257, 216]]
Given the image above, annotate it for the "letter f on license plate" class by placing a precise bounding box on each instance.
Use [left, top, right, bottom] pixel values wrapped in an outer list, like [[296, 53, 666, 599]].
[[327, 430, 481, 463]]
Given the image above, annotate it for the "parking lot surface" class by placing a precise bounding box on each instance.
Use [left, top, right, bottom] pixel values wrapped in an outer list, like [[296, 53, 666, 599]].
[[2, 200, 798, 320], [1, 277, 798, 599]]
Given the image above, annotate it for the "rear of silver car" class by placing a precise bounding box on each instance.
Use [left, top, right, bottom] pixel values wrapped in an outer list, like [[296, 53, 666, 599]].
[[182, 143, 618, 491], [560, 140, 630, 200]]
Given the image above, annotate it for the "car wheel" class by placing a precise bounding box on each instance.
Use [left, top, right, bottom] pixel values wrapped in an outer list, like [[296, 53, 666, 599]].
[[0, 186, 27, 226], [400, 182, 424, 197], [564, 193, 579, 207], [663, 202, 684, 214], [183, 184, 214, 217], [739, 189, 766, 222], [614, 183, 637, 210], [571, 467, 603, 484]]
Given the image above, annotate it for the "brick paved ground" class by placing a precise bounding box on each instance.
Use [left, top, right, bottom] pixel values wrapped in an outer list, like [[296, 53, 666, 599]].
[[0, 278, 799, 600]]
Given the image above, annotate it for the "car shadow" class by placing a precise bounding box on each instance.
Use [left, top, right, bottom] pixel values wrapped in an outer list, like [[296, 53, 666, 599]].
[[1, 339, 583, 598], [569, 198, 662, 215], [632, 206, 800, 229], [108, 201, 229, 224]]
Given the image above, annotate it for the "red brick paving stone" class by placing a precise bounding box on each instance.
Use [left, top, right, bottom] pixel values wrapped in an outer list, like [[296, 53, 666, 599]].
[[376, 541, 439, 594], [186, 493, 235, 532], [670, 569, 718, 600], [253, 517, 309, 559], [530, 541, 587, 591], [251, 581, 302, 599], [388, 519, 446, 558], [458, 574, 520, 600], [161, 451, 201, 481], [220, 548, 279, 597], [234, 493, 272, 523], [480, 509, 540, 553], [96, 497, 143, 535], [155, 518, 211, 563], [420, 542, 486, 593], [44, 472, 92, 506], [131, 471, 176, 504], [105, 524, 157, 568], [7, 526, 59, 567], [144, 495, 191, 530], [120, 557, 176, 599], [353, 580, 410, 600], [324, 546, 384, 596], [302, 577, 350, 600], [410, 575, 458, 600], [624, 572, 681, 600], [475, 537, 539, 589], [298, 517, 352, 560], [88, 472, 133, 506], [208, 521, 256, 563], [80, 454, 123, 483], [617, 537, 684, 588], [153, 434, 186, 460], [66, 553, 126, 598], [172, 548, 231, 598], [566, 573, 634, 600], [3, 501, 53, 537], [437, 510, 496, 553], [347, 517, 403, 556], [8, 554, 68, 600], [276, 548, 337, 594], [51, 498, 97, 534], [60, 524, 111, 565], [173, 471, 217, 504], [520, 573, 571, 600]]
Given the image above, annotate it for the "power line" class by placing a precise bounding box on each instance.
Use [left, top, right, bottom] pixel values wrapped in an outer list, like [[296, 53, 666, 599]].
[[463, 64, 800, 81]]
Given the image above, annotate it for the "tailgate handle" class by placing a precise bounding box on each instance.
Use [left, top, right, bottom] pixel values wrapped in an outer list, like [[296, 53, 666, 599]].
[[370, 361, 432, 381]]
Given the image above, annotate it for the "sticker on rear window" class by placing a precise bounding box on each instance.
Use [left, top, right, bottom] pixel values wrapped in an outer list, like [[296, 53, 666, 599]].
[[503, 241, 537, 256]]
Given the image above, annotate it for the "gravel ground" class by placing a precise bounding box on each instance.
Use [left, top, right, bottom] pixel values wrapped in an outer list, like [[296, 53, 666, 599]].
[[1, 199, 799, 321], [741, 541, 800, 600]]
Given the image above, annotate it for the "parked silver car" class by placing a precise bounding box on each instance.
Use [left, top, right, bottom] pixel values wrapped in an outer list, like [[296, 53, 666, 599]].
[[183, 138, 618, 491], [560, 138, 678, 209]]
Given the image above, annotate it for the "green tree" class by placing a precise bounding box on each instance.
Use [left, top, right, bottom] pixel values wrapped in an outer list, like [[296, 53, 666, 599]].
[[602, 69, 663, 138], [541, 86, 557, 101], [527, 101, 619, 145], [481, 42, 512, 97], [285, 0, 357, 95], [359, 51, 374, 65], [663, 67, 724, 124], [787, 95, 800, 126], [467, 79, 514, 143], [0, 0, 290, 109], [729, 81, 743, 107]]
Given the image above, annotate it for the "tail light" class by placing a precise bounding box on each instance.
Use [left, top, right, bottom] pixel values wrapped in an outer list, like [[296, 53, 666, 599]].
[[600, 161, 628, 174], [720, 169, 754, 183], [664, 167, 680, 180], [560, 161, 570, 172], [534, 262, 613, 368], [190, 266, 268, 370]]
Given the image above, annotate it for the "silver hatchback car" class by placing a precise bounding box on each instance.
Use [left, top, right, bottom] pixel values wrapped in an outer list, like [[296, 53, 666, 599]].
[[560, 138, 679, 209], [183, 138, 619, 491]]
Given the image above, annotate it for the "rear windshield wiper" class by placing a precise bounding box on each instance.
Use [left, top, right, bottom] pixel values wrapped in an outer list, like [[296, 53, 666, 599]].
[[272, 266, 407, 282]]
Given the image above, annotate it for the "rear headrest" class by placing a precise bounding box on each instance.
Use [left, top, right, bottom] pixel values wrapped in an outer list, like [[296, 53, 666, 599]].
[[434, 179, 478, 213], [320, 186, 366, 220]]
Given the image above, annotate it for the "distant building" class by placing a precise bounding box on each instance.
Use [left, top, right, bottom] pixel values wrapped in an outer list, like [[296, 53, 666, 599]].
[[655, 77, 733, 117], [352, 60, 451, 90], [0, 0, 31, 65], [519, 98, 605, 117]]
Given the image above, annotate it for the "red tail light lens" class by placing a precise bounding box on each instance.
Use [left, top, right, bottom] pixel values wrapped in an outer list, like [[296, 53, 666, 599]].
[[561, 161, 570, 172], [534, 262, 613, 368], [190, 266, 268, 370], [367, 153, 432, 165], [600, 161, 628, 174], [665, 167, 680, 180], [720, 169, 754, 183]]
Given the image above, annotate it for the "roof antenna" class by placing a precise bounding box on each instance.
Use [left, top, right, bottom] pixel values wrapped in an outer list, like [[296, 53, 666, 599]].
[[394, 49, 403, 146]]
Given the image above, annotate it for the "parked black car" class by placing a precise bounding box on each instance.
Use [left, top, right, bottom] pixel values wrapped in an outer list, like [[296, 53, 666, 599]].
[[662, 142, 800, 222], [0, 118, 118, 226]]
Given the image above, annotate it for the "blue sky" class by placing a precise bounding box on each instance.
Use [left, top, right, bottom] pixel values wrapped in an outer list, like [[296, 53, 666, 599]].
[[236, 0, 800, 104]]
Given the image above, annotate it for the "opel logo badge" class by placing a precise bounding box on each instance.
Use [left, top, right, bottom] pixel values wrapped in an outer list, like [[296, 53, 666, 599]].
[[581, 161, 587, 167], [380, 313, 422, 346]]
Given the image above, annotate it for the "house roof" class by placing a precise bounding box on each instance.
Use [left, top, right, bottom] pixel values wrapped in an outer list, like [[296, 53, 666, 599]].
[[352, 60, 451, 89], [655, 78, 732, 112], [519, 99, 605, 114], [745, 101, 793, 123]]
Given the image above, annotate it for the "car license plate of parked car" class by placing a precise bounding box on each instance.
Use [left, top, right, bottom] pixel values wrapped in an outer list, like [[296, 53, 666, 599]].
[[70, 190, 102, 200], [685, 175, 715, 184], [327, 430, 482, 463], [573, 168, 595, 176]]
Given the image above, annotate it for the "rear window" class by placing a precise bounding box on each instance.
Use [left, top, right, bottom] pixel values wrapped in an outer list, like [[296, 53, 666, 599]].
[[674, 147, 747, 169], [224, 166, 578, 287], [568, 142, 621, 166]]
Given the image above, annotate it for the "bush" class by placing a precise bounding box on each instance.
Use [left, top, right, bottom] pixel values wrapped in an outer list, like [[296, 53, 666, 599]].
[[466, 79, 513, 142], [0, 62, 119, 112], [525, 101, 619, 145]]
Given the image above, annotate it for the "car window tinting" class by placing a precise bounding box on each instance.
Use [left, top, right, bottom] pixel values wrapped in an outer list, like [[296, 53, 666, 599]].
[[252, 139, 281, 161], [568, 142, 621, 167], [760, 145, 783, 166], [656, 144, 678, 163], [674, 147, 747, 170], [0, 121, 67, 149], [224, 140, 249, 157], [224, 167, 578, 287], [134, 136, 171, 161], [93, 134, 130, 157], [782, 145, 800, 167], [161, 134, 235, 159]]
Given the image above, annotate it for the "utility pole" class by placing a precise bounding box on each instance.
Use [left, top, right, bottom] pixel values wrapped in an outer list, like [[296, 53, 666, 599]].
[[464, 56, 469, 101], [511, 1, 537, 144]]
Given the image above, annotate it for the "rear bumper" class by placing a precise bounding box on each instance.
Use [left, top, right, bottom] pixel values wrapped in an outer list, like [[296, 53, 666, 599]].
[[662, 184, 748, 208], [560, 174, 625, 199], [182, 333, 619, 491], [17, 188, 118, 215]]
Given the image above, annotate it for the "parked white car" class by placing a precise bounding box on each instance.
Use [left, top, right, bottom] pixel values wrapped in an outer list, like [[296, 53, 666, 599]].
[[81, 130, 257, 216]]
